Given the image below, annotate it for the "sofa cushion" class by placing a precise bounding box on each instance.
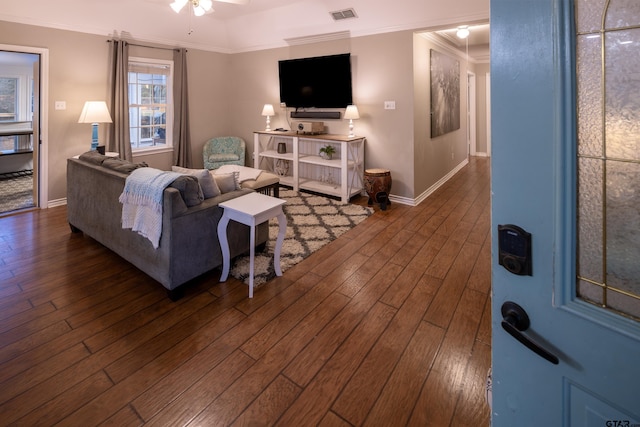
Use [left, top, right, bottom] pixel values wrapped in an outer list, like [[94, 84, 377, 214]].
[[212, 171, 241, 194], [102, 158, 149, 173], [169, 175, 203, 207], [171, 166, 220, 198], [79, 150, 107, 165]]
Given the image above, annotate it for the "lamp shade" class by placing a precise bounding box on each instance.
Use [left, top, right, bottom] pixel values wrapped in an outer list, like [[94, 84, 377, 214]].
[[261, 104, 275, 116], [344, 105, 360, 120], [78, 101, 113, 124]]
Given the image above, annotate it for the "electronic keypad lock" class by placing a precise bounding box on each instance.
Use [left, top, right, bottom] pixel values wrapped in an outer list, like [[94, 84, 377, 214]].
[[498, 224, 532, 276]]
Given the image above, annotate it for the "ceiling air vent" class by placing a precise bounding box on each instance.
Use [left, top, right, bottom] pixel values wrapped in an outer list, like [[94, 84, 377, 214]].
[[330, 8, 358, 21]]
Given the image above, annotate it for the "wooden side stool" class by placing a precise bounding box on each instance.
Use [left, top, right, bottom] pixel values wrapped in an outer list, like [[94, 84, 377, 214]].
[[364, 168, 392, 210]]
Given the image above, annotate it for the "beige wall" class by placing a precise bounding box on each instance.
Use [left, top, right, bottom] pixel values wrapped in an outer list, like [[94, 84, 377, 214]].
[[413, 34, 470, 201], [227, 31, 416, 199], [1, 19, 482, 205]]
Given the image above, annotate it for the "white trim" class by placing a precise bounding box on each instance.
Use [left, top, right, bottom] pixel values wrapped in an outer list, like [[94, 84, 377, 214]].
[[485, 73, 491, 157], [400, 158, 470, 207], [0, 43, 49, 210], [48, 198, 66, 208], [419, 33, 474, 63], [383, 158, 470, 207]]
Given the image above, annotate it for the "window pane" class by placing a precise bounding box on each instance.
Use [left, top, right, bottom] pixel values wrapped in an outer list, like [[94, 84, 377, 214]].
[[128, 59, 172, 150], [0, 77, 18, 122]]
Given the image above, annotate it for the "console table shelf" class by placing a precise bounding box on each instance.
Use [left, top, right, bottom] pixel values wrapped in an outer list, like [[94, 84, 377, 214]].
[[254, 131, 365, 202]]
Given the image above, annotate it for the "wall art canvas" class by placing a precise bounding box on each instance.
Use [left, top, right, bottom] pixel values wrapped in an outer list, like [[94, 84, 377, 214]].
[[430, 49, 460, 138]]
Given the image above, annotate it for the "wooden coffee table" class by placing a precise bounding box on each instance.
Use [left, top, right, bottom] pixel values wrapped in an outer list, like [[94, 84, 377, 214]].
[[217, 192, 286, 298]]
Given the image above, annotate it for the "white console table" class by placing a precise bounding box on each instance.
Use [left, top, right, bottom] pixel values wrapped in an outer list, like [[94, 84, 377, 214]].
[[254, 131, 365, 202]]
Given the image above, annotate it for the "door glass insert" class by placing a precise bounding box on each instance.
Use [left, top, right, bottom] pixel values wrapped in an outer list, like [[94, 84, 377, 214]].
[[576, 0, 640, 320]]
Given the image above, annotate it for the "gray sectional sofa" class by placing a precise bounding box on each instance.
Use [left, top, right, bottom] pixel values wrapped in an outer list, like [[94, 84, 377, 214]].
[[66, 152, 268, 299]]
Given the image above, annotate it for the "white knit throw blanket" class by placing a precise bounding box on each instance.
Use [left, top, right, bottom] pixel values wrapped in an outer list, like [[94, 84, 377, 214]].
[[119, 168, 182, 249]]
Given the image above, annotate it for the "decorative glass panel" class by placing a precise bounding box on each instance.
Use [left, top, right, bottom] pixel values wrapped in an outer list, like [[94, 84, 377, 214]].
[[575, 1, 640, 320], [576, 34, 602, 157], [575, 0, 608, 33], [604, 0, 640, 29], [577, 157, 603, 282], [605, 29, 640, 161], [606, 161, 640, 294]]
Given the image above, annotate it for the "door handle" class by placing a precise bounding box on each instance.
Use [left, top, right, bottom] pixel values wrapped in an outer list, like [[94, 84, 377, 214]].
[[501, 301, 559, 365]]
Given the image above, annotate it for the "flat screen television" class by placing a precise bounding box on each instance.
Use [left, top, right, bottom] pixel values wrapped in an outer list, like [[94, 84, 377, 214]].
[[278, 53, 353, 109]]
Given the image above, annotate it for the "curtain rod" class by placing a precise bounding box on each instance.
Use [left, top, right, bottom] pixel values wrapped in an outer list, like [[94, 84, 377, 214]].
[[107, 40, 182, 52]]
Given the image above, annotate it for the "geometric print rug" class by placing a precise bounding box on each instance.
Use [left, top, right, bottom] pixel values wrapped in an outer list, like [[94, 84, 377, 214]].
[[0, 172, 34, 214], [230, 188, 373, 287]]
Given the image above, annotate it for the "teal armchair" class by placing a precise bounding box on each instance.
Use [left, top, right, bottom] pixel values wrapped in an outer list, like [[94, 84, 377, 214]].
[[203, 136, 246, 170]]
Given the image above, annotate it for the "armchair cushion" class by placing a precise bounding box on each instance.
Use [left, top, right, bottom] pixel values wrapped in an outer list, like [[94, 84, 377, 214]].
[[208, 153, 240, 162], [203, 136, 246, 170]]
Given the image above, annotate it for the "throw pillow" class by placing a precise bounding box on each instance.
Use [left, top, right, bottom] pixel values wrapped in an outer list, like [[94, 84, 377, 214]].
[[212, 171, 241, 194], [169, 175, 204, 207], [171, 166, 220, 198]]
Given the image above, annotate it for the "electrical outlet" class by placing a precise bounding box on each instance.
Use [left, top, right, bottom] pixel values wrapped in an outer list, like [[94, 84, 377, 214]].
[[384, 101, 396, 110], [55, 101, 66, 110]]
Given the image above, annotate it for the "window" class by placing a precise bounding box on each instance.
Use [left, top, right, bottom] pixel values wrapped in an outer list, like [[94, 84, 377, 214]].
[[0, 77, 18, 123], [128, 58, 173, 152], [0, 76, 33, 153]]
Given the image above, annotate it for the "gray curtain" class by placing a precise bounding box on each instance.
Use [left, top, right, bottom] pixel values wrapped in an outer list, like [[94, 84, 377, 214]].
[[173, 48, 191, 167], [107, 40, 133, 161]]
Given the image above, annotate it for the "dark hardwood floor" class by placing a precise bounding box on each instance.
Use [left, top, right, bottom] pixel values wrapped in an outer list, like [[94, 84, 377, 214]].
[[0, 157, 491, 426]]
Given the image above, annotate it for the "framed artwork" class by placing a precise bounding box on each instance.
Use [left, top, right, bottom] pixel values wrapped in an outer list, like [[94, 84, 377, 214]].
[[430, 49, 461, 138]]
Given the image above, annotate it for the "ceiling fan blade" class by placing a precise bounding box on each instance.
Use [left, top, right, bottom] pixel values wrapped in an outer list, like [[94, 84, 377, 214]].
[[214, 0, 251, 5]]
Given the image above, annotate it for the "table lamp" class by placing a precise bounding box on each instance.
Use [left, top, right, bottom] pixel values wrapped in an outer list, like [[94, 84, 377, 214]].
[[78, 101, 113, 151], [261, 104, 275, 131], [344, 104, 360, 137]]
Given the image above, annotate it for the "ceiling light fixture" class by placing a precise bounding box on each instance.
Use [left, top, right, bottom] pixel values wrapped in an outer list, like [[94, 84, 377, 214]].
[[170, 0, 213, 17], [456, 25, 470, 39]]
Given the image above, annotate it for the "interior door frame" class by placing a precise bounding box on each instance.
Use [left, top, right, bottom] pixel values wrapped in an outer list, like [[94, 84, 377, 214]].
[[467, 71, 477, 156], [0, 44, 49, 209], [485, 73, 491, 157]]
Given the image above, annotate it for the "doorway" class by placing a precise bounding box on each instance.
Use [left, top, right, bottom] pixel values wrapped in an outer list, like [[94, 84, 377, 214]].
[[0, 45, 48, 215]]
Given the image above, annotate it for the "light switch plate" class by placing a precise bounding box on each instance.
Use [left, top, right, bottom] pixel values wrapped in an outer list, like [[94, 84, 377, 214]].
[[384, 101, 396, 110]]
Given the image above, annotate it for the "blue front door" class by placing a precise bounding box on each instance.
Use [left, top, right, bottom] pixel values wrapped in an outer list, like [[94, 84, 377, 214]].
[[490, 0, 640, 425]]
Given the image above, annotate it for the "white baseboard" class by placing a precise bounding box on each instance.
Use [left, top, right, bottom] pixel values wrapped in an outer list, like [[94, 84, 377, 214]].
[[413, 158, 469, 206], [48, 198, 67, 208]]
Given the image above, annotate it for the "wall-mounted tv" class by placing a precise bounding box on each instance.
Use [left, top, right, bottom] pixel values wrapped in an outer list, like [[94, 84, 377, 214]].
[[278, 53, 353, 109]]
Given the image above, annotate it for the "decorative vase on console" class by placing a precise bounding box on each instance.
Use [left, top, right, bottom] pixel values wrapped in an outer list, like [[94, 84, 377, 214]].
[[275, 159, 290, 177]]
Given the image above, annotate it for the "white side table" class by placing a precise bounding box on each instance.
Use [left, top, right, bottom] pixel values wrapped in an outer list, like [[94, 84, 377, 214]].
[[217, 192, 287, 298]]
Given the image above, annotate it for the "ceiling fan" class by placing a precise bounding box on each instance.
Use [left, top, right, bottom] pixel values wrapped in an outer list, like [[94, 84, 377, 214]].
[[169, 0, 250, 17]]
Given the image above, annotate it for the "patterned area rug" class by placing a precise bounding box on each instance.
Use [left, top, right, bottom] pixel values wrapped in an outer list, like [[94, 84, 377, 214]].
[[230, 188, 373, 286], [0, 172, 34, 214]]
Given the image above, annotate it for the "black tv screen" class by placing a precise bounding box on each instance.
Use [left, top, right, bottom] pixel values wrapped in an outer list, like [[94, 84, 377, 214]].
[[278, 53, 353, 109]]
